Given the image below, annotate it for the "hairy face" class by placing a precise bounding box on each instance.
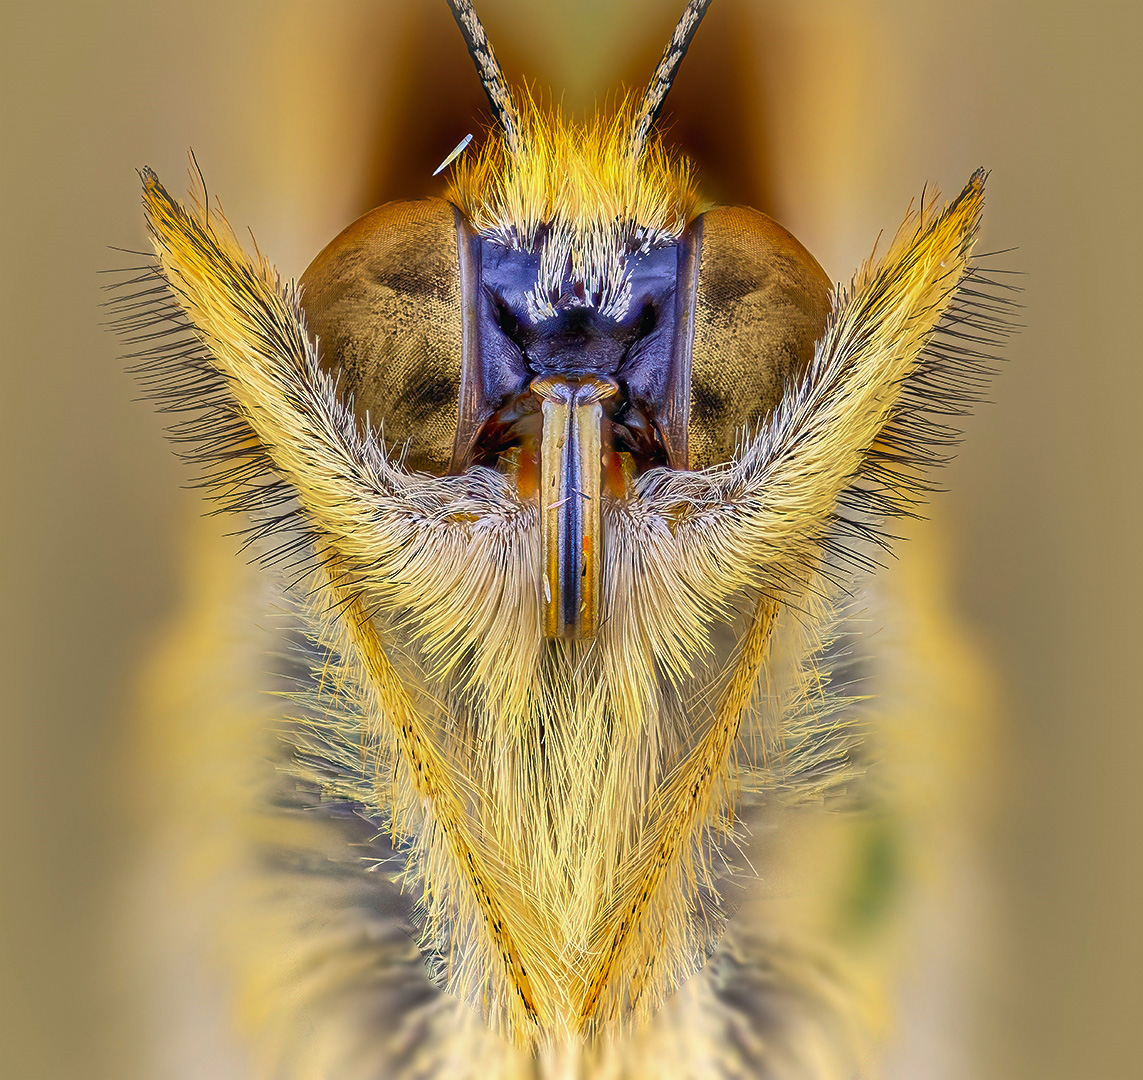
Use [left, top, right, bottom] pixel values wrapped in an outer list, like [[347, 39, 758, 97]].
[[300, 99, 832, 644], [107, 0, 1017, 1066], [120, 153, 1009, 1048]]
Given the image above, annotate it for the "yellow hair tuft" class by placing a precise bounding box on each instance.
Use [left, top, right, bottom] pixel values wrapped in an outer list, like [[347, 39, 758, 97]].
[[447, 90, 707, 246]]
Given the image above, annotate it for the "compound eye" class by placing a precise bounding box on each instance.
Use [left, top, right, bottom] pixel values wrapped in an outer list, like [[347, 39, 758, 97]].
[[689, 206, 833, 469], [298, 199, 463, 474]]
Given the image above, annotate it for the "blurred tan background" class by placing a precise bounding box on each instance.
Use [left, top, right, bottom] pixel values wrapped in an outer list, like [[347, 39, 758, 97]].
[[2, 1, 1139, 1077]]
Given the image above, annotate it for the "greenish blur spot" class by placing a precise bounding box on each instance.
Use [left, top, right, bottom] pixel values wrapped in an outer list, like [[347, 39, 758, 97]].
[[838, 815, 902, 940]]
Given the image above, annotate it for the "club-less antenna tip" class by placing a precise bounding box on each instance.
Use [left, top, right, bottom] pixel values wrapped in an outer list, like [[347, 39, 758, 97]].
[[444, 1, 715, 160], [631, 0, 715, 155], [444, 0, 522, 152]]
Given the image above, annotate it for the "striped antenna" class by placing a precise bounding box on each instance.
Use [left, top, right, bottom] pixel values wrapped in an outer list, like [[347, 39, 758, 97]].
[[445, 0, 522, 153], [631, 0, 714, 155]]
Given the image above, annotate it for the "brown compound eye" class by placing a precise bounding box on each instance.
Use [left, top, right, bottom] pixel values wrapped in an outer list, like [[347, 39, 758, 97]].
[[688, 206, 833, 469], [298, 198, 463, 475]]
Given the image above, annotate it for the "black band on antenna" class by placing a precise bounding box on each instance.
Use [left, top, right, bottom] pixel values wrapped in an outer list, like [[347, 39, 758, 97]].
[[631, 0, 714, 155], [445, 0, 522, 152]]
